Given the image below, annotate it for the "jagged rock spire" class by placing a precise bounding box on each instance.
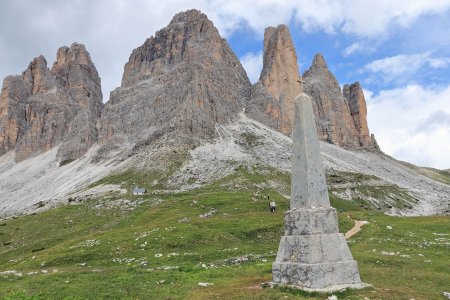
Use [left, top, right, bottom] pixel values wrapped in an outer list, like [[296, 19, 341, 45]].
[[303, 53, 379, 150], [303, 53, 360, 147], [0, 43, 103, 161], [343, 82, 379, 150], [247, 25, 301, 134], [311, 53, 328, 69], [100, 9, 251, 145]]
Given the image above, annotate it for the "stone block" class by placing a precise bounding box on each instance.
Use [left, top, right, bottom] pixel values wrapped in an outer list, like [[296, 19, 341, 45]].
[[275, 233, 353, 264], [272, 260, 362, 289], [284, 207, 339, 235]]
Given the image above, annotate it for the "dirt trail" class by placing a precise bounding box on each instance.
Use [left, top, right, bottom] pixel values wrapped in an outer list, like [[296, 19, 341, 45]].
[[345, 220, 368, 239]]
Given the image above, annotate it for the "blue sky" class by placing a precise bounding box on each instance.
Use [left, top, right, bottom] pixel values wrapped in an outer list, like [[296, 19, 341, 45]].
[[1, 0, 450, 169]]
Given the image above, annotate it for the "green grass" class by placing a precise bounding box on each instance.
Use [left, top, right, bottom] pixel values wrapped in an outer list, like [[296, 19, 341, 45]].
[[397, 159, 450, 185], [420, 167, 450, 185], [328, 171, 420, 212], [1, 172, 449, 299]]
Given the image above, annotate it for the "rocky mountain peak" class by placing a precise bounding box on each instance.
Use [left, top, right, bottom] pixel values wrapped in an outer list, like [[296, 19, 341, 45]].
[[303, 53, 340, 91], [303, 54, 378, 150], [121, 9, 226, 88], [260, 25, 301, 97], [52, 43, 93, 74], [51, 42, 102, 107], [302, 53, 358, 147], [100, 9, 250, 147], [343, 82, 379, 149], [30, 55, 48, 69], [311, 53, 328, 69], [22, 55, 55, 95], [247, 24, 301, 134], [0, 43, 103, 161], [169, 9, 209, 25]]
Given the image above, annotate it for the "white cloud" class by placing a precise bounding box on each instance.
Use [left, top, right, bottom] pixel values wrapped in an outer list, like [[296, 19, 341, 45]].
[[240, 52, 263, 84], [428, 57, 450, 68], [363, 53, 429, 76], [342, 42, 364, 56], [212, 0, 450, 37], [294, 0, 450, 36], [342, 42, 375, 57], [366, 84, 450, 169], [1, 0, 450, 99], [361, 53, 450, 83]]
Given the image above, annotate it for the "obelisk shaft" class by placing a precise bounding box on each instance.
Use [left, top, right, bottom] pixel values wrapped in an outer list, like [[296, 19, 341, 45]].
[[272, 85, 366, 291], [291, 93, 330, 209]]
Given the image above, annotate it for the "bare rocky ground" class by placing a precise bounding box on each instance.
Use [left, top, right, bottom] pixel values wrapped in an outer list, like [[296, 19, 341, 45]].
[[0, 112, 449, 217], [0, 146, 129, 217], [167, 112, 449, 216]]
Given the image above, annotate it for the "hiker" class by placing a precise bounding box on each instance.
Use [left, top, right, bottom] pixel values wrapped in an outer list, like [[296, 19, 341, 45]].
[[269, 200, 276, 213]]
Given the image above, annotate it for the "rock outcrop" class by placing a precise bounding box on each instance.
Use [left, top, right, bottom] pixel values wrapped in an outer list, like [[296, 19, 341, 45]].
[[100, 9, 251, 146], [0, 43, 103, 161], [343, 82, 379, 149], [246, 26, 377, 150], [303, 53, 359, 147], [303, 53, 378, 150], [247, 25, 301, 134]]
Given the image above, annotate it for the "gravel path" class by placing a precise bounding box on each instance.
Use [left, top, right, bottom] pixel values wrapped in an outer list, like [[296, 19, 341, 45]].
[[345, 220, 368, 239]]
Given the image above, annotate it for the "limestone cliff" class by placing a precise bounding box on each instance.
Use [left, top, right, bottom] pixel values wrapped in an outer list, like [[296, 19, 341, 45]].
[[302, 53, 359, 148], [100, 9, 251, 146], [246, 27, 377, 150], [247, 25, 301, 134], [343, 82, 379, 149], [0, 43, 103, 161]]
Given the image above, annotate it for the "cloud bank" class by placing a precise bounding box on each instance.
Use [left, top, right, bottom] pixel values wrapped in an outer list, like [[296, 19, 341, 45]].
[[367, 84, 450, 169]]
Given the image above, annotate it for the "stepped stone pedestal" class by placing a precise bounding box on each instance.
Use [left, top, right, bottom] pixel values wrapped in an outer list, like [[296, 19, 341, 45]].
[[271, 89, 368, 292]]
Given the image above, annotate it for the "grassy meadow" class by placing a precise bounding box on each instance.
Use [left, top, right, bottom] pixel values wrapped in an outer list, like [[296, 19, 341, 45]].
[[0, 171, 449, 299]]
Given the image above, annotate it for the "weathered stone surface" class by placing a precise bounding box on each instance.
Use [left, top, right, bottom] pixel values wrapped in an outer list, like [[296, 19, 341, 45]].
[[303, 53, 378, 150], [343, 82, 379, 150], [247, 25, 301, 134], [100, 9, 250, 146], [283, 208, 338, 235], [0, 43, 102, 161], [275, 233, 352, 264], [303, 53, 359, 148], [247, 27, 378, 151], [291, 92, 330, 209], [272, 260, 362, 289]]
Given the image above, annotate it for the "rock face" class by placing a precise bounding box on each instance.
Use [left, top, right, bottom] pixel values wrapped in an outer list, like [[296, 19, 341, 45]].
[[302, 54, 358, 148], [303, 53, 378, 150], [343, 82, 379, 149], [272, 92, 366, 291], [100, 9, 251, 146], [247, 25, 378, 150], [247, 25, 301, 134], [0, 43, 102, 161]]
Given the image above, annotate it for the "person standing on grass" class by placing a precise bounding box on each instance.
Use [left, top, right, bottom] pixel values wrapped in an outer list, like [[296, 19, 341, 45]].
[[269, 200, 276, 213]]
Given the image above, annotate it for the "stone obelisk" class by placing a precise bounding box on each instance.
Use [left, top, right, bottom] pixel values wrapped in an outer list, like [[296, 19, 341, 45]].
[[272, 81, 367, 291]]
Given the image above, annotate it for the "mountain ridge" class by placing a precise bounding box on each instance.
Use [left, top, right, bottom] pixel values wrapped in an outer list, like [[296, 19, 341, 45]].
[[0, 42, 103, 162], [0, 9, 448, 218]]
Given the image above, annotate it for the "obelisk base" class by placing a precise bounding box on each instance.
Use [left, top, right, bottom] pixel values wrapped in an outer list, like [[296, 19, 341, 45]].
[[271, 208, 368, 291]]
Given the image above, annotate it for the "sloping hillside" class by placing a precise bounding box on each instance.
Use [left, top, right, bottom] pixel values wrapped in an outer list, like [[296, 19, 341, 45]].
[[0, 178, 449, 299], [1, 112, 448, 217]]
